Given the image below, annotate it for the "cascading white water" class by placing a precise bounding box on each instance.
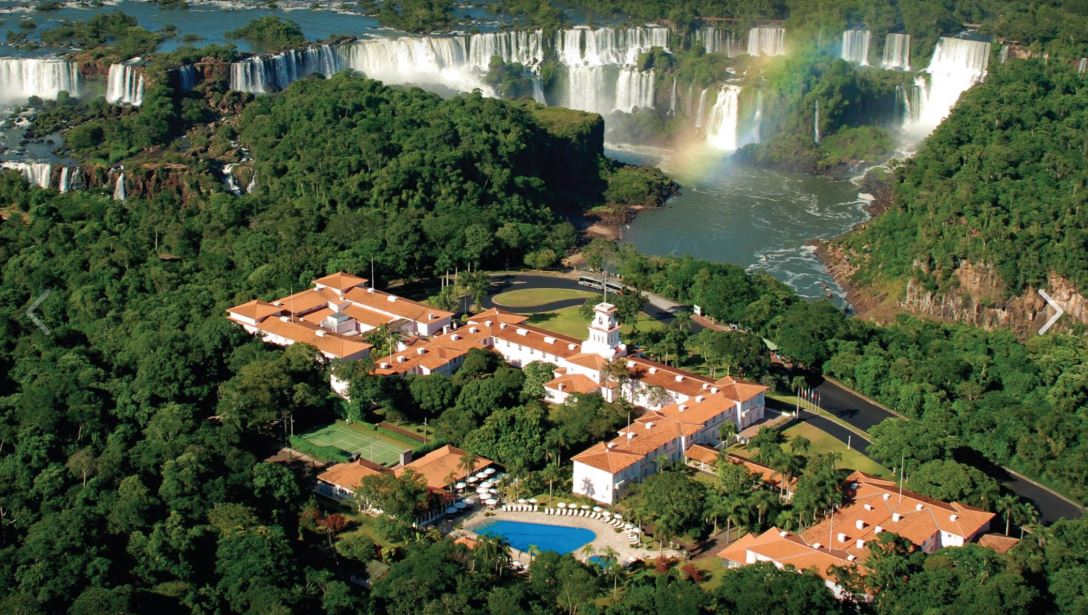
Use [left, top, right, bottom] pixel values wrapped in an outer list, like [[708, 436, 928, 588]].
[[841, 30, 871, 66], [113, 173, 126, 201], [910, 37, 991, 135], [106, 60, 144, 106], [556, 26, 667, 114], [614, 67, 654, 112], [751, 90, 764, 143], [747, 27, 786, 57], [896, 84, 919, 125], [705, 84, 742, 151], [230, 44, 343, 93], [223, 163, 243, 196], [668, 77, 676, 115], [1, 161, 52, 189], [882, 33, 911, 70], [1079, 58, 1087, 74], [176, 64, 198, 92], [698, 26, 734, 57], [341, 36, 493, 95], [57, 166, 81, 193], [467, 30, 543, 70], [694, 87, 709, 128], [813, 100, 820, 144], [0, 58, 81, 102]]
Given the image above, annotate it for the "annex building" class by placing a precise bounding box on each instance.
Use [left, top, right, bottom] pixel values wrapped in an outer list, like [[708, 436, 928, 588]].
[[718, 471, 997, 597], [228, 273, 768, 505]]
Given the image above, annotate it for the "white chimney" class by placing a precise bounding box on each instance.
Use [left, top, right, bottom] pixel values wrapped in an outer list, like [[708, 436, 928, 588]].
[[882, 493, 891, 501], [366, 287, 375, 293], [516, 328, 528, 336], [675, 375, 684, 382], [469, 327, 479, 334], [779, 530, 789, 537], [875, 526, 883, 534], [380, 362, 390, 369], [864, 504, 873, 511], [892, 513, 902, 522], [416, 348, 426, 355], [649, 367, 658, 374], [396, 356, 407, 363], [915, 503, 924, 511], [949, 514, 958, 522], [544, 336, 555, 344], [387, 295, 397, 302], [847, 555, 857, 562], [813, 543, 822, 550], [711, 387, 719, 394], [626, 432, 635, 442], [856, 519, 866, 530], [678, 405, 687, 412], [279, 315, 290, 322], [451, 334, 461, 341], [644, 422, 654, 430], [696, 395, 704, 403], [837, 532, 847, 543], [315, 330, 326, 337], [855, 539, 865, 549], [607, 442, 616, 449]]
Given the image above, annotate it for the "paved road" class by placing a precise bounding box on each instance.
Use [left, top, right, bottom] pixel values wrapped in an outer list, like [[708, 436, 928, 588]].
[[485, 273, 1084, 524], [815, 379, 1083, 523]]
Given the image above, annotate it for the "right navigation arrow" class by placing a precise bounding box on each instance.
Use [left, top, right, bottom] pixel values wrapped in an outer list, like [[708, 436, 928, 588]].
[[1038, 289, 1065, 335]]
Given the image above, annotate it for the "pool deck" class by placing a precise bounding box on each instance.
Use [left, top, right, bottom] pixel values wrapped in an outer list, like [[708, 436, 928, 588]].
[[458, 509, 680, 567]]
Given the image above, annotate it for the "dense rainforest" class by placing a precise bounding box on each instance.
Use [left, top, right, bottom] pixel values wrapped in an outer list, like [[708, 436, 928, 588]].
[[836, 58, 1088, 297]]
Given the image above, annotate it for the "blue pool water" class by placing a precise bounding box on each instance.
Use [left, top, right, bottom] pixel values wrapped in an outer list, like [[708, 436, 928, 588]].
[[476, 520, 595, 555], [588, 555, 616, 568]]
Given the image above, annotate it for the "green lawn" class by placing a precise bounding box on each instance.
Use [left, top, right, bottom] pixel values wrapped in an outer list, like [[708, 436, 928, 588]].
[[300, 420, 412, 467], [524, 306, 664, 339], [730, 422, 891, 478], [491, 287, 597, 307]]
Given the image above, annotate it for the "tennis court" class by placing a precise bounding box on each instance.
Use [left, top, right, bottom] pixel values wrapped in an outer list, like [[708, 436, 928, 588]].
[[301, 421, 411, 467]]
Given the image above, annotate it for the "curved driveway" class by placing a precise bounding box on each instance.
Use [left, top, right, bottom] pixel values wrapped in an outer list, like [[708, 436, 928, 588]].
[[486, 273, 1083, 523]]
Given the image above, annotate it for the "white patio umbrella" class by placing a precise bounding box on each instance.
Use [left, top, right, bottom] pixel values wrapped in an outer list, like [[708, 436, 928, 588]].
[[483, 467, 496, 475], [592, 506, 602, 512], [455, 482, 466, 490], [581, 504, 590, 510], [557, 502, 567, 509], [485, 498, 497, 506], [528, 498, 538, 504]]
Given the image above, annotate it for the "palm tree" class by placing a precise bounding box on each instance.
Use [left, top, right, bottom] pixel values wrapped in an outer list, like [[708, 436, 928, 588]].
[[749, 489, 778, 529], [748, 428, 784, 464], [1012, 502, 1040, 538], [459, 451, 478, 483], [995, 494, 1018, 536], [475, 535, 512, 578]]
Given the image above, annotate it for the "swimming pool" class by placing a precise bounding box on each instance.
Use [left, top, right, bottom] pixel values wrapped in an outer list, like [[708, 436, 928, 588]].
[[475, 520, 595, 555]]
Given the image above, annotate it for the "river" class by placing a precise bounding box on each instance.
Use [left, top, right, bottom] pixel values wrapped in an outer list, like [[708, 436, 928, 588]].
[[608, 144, 869, 303], [3, 3, 885, 302]]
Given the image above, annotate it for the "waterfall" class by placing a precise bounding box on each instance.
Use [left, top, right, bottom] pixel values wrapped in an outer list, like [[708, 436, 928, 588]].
[[614, 67, 654, 112], [694, 87, 709, 128], [841, 30, 871, 66], [467, 30, 543, 70], [705, 84, 742, 151], [0, 57, 81, 102], [668, 77, 676, 115], [699, 26, 734, 57], [911, 37, 991, 134], [813, 100, 820, 144], [747, 27, 786, 57], [881, 33, 911, 70], [897, 84, 919, 125], [685, 81, 694, 117], [57, 166, 82, 192], [999, 45, 1010, 64], [223, 163, 243, 196], [561, 65, 612, 114], [106, 60, 145, 106], [751, 90, 764, 143], [175, 64, 198, 92], [531, 76, 545, 103], [341, 37, 490, 95], [555, 26, 669, 66], [113, 173, 126, 202], [1079, 58, 1087, 74], [1, 161, 52, 189], [230, 44, 343, 93], [246, 171, 257, 194], [554, 26, 667, 114]]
